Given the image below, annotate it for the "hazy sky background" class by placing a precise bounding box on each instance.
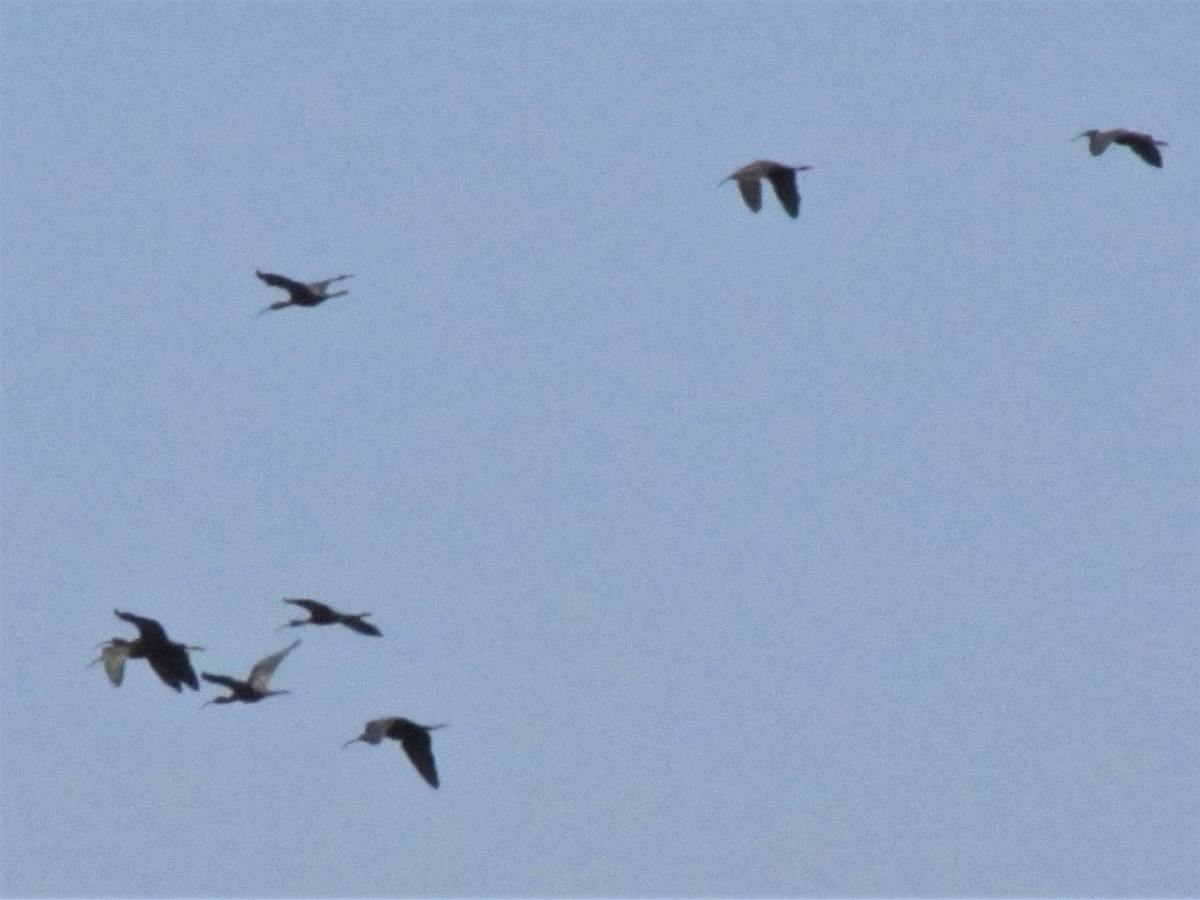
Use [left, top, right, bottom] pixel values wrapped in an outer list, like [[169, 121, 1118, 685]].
[[3, 2, 1197, 897]]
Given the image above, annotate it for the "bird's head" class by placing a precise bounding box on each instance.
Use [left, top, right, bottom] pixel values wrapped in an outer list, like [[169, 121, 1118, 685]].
[[1073, 130, 1097, 141]]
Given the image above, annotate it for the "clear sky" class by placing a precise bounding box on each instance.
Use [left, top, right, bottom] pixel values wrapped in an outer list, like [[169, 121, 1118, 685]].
[[2, 2, 1197, 897]]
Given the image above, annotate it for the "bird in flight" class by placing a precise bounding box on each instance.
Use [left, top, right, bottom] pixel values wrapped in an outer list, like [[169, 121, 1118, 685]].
[[201, 640, 301, 706], [343, 717, 446, 788], [255, 270, 352, 315], [1074, 129, 1167, 168], [722, 160, 813, 218], [91, 609, 202, 692], [280, 598, 382, 636]]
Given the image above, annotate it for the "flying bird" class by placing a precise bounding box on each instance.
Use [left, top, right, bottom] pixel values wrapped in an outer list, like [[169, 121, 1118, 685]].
[[201, 639, 300, 706], [722, 160, 813, 218], [280, 598, 382, 636], [91, 609, 202, 692], [1074, 129, 1167, 168], [343, 717, 446, 788], [256, 270, 352, 315]]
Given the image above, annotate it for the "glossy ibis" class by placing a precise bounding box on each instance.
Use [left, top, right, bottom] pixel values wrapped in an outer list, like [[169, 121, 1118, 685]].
[[256, 270, 352, 315], [343, 717, 445, 788], [280, 598, 382, 636], [1074, 129, 1167, 168], [201, 639, 300, 706], [90, 609, 202, 692], [722, 160, 812, 218]]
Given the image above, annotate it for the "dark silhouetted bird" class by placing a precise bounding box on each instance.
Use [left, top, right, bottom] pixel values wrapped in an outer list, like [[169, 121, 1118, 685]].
[[1074, 129, 1167, 168], [343, 717, 445, 788], [91, 609, 202, 692], [280, 598, 382, 636], [256, 270, 352, 315], [722, 160, 813, 218], [201, 640, 300, 706]]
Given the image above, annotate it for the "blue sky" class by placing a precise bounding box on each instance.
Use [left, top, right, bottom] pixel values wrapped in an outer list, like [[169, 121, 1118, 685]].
[[2, 2, 1197, 896]]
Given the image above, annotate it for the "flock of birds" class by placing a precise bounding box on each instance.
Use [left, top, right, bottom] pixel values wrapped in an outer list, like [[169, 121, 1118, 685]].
[[92, 602, 445, 788], [250, 127, 1168, 314], [94, 124, 1166, 791]]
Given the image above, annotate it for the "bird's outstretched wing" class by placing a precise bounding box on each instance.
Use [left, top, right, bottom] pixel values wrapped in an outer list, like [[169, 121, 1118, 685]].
[[308, 275, 352, 294], [365, 718, 394, 744], [92, 642, 130, 686], [200, 672, 243, 690], [167, 643, 200, 690], [342, 615, 382, 637], [145, 643, 199, 692], [1086, 132, 1111, 156], [284, 598, 331, 616], [733, 175, 763, 212], [344, 717, 394, 747], [256, 271, 307, 293], [766, 168, 800, 218], [396, 724, 440, 789], [114, 609, 168, 644], [248, 639, 301, 691], [1115, 132, 1164, 168]]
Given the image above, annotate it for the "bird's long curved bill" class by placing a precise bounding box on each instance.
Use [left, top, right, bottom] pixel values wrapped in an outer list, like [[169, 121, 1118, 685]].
[[341, 738, 360, 749]]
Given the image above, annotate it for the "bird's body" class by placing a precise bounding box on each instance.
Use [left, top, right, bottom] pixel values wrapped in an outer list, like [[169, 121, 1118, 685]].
[[255, 270, 352, 314], [91, 610, 202, 692], [201, 639, 300, 705], [343, 717, 445, 788], [280, 598, 382, 637], [1075, 129, 1167, 168], [722, 160, 812, 218]]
